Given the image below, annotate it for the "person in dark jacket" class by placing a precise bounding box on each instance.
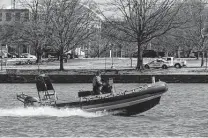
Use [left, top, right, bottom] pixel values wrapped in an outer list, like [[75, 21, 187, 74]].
[[92, 71, 103, 95]]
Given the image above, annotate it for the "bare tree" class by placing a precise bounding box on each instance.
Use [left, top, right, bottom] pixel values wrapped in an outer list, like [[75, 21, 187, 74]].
[[0, 25, 16, 46], [154, 0, 208, 66], [188, 0, 208, 67], [102, 26, 137, 68], [17, 0, 48, 63], [48, 0, 97, 70], [101, 0, 185, 70]]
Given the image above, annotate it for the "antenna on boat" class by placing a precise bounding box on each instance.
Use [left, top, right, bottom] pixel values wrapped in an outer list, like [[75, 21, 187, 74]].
[[113, 85, 116, 94], [109, 78, 116, 94], [152, 76, 155, 83]]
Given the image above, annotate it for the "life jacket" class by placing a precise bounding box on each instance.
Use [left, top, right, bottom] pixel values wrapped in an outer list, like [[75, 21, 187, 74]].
[[92, 76, 102, 87], [92, 77, 97, 87]]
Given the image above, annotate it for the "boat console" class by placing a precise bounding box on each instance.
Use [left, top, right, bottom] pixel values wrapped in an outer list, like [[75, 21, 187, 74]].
[[78, 78, 114, 100]]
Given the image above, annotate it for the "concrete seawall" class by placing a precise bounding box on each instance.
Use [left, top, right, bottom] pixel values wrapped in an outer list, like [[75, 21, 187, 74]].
[[1, 74, 208, 83]]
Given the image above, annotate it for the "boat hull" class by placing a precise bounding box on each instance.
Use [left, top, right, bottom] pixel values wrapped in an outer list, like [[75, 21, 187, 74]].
[[17, 79, 168, 116], [54, 82, 167, 116], [112, 95, 161, 116]]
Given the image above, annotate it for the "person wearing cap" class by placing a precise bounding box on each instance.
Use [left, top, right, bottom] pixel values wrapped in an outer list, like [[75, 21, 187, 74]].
[[92, 71, 103, 95]]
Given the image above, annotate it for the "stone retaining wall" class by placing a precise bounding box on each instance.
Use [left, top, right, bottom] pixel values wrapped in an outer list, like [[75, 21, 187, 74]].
[[1, 74, 208, 83]]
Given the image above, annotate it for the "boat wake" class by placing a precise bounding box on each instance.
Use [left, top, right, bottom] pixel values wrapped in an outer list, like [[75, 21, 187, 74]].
[[0, 107, 106, 118]]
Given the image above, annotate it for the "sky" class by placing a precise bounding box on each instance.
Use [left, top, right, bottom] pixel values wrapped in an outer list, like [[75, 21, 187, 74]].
[[0, 0, 109, 8], [0, 0, 115, 18], [0, 0, 11, 8]]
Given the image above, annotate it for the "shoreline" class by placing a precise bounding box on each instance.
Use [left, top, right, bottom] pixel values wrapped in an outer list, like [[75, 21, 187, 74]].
[[2, 68, 208, 83], [1, 58, 208, 83]]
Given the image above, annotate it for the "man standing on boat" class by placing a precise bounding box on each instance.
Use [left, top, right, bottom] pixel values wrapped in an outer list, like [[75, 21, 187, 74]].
[[92, 71, 103, 95]]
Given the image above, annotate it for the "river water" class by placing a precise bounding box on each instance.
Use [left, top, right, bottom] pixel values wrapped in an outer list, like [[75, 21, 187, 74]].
[[0, 83, 207, 137]]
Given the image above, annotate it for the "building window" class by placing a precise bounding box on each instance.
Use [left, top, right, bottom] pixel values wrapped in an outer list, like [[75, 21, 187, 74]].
[[6, 12, 12, 21], [0, 13, 2, 21], [15, 12, 21, 21], [24, 12, 29, 21]]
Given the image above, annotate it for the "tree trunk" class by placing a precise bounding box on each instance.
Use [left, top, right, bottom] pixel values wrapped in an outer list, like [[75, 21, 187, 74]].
[[36, 44, 42, 63], [177, 46, 181, 58], [201, 51, 204, 67], [165, 51, 169, 57], [59, 47, 64, 71], [36, 54, 41, 63], [120, 48, 122, 58], [197, 51, 200, 60], [187, 50, 192, 58], [18, 44, 20, 57], [136, 42, 143, 70]]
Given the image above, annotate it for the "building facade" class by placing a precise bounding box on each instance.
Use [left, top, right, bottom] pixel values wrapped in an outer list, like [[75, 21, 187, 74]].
[[0, 6, 103, 58], [0, 9, 30, 57], [0, 9, 29, 25]]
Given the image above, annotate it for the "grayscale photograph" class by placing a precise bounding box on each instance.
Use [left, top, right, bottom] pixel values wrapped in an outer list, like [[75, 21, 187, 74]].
[[0, 0, 207, 137]]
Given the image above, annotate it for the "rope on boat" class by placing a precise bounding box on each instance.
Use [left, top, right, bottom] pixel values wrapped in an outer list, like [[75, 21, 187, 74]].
[[79, 82, 163, 102], [119, 84, 150, 95], [80, 84, 152, 102]]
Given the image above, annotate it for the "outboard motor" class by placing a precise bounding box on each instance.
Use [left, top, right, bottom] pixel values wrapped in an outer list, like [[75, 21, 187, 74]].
[[17, 93, 39, 107], [23, 96, 38, 107]]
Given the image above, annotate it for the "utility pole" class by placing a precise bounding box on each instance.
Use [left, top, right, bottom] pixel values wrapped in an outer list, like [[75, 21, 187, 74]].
[[11, 0, 16, 9]]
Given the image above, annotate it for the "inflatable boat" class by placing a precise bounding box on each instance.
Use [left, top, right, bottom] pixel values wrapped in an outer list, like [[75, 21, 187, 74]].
[[17, 74, 168, 116]]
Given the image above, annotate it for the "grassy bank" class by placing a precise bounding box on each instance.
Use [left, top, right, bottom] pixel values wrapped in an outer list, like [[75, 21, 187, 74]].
[[1, 57, 208, 75]]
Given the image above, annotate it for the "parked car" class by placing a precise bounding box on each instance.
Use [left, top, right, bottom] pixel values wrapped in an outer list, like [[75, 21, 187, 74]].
[[162, 57, 187, 68], [20, 53, 37, 59], [19, 53, 37, 64], [8, 52, 19, 58], [0, 50, 8, 58], [144, 59, 170, 69]]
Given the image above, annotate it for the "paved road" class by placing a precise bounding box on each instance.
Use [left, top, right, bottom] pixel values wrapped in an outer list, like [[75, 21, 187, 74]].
[[0, 58, 207, 75], [3, 57, 203, 69]]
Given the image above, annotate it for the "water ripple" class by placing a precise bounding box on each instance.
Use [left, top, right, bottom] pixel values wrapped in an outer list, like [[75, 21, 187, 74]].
[[0, 83, 208, 137]]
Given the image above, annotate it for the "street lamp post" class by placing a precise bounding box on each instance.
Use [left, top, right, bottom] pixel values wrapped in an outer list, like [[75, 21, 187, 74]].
[[105, 52, 106, 71], [206, 50, 207, 70], [97, 20, 102, 58], [111, 44, 114, 69], [1, 44, 2, 71]]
